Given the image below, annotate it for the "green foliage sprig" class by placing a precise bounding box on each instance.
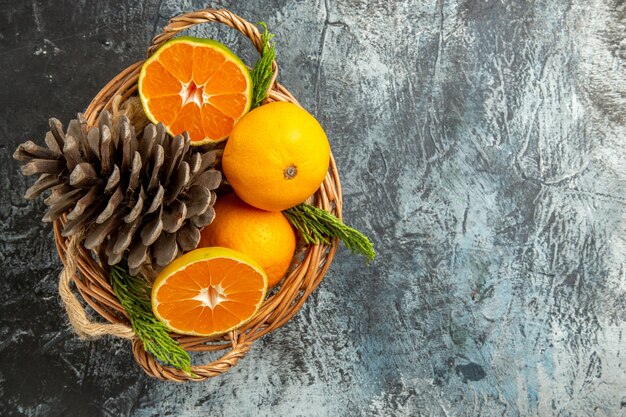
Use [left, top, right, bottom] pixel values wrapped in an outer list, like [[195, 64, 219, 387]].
[[284, 203, 376, 262], [248, 24, 374, 263], [110, 265, 194, 375], [250, 22, 276, 109]]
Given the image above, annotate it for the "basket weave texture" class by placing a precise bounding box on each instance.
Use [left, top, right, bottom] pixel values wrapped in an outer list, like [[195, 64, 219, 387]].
[[52, 8, 342, 382]]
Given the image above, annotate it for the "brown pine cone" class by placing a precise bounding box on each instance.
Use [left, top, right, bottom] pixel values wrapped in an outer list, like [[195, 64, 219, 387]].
[[14, 111, 221, 274]]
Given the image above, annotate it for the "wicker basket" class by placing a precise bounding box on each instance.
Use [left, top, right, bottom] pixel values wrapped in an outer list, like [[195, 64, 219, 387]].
[[52, 8, 342, 382]]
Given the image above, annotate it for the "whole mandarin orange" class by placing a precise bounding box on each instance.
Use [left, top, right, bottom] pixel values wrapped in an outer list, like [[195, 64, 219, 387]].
[[199, 193, 297, 288], [222, 102, 330, 211]]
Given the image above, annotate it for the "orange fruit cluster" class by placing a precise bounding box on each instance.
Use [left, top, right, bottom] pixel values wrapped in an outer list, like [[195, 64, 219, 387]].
[[141, 37, 330, 337]]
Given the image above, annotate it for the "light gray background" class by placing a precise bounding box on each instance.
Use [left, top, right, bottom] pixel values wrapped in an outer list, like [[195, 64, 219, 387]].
[[1, 0, 625, 416]]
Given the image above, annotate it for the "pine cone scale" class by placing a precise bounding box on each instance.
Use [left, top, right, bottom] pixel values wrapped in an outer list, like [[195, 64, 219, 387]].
[[128, 242, 149, 271], [123, 188, 145, 224], [69, 162, 98, 187], [111, 213, 142, 256], [96, 187, 124, 224], [61, 202, 104, 237], [20, 159, 66, 176], [162, 201, 187, 233], [42, 188, 83, 222], [48, 118, 66, 150], [105, 236, 123, 266], [140, 211, 163, 246], [67, 185, 99, 221], [99, 127, 114, 174], [86, 128, 101, 160], [67, 119, 86, 143], [188, 152, 202, 179], [193, 170, 222, 191], [43, 185, 78, 206], [127, 153, 142, 194], [24, 174, 63, 200], [198, 151, 216, 173], [177, 223, 200, 252], [184, 186, 211, 218], [154, 232, 178, 267], [14, 140, 59, 160], [84, 212, 124, 250], [63, 135, 83, 172], [140, 125, 156, 165], [104, 165, 121, 193], [145, 185, 164, 214], [120, 124, 134, 173], [167, 161, 190, 204], [163, 135, 186, 183], [44, 131, 63, 155], [147, 146, 164, 192], [191, 206, 215, 228]]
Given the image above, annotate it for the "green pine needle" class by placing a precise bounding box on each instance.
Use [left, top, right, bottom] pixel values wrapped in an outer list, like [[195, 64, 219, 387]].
[[110, 265, 194, 376], [250, 22, 276, 109], [249, 25, 374, 263], [284, 203, 376, 262]]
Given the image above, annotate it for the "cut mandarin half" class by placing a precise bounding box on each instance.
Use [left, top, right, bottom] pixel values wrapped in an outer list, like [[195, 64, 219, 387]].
[[138, 36, 253, 145], [151, 247, 268, 337]]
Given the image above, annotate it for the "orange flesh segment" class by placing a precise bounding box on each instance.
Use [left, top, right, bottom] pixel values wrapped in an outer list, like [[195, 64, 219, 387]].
[[141, 61, 182, 98], [203, 60, 249, 94], [154, 256, 265, 335], [208, 94, 249, 119], [140, 40, 251, 144], [146, 95, 183, 126], [201, 103, 233, 139], [170, 102, 204, 142], [157, 42, 194, 83], [192, 46, 226, 85]]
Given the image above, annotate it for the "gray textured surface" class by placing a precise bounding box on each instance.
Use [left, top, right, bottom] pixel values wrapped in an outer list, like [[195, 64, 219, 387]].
[[1, 0, 625, 416]]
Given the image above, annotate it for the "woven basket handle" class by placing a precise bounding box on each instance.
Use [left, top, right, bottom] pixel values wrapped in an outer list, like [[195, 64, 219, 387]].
[[148, 8, 278, 95], [132, 331, 253, 382]]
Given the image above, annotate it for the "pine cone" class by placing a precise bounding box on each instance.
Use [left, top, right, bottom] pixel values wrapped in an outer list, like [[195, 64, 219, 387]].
[[14, 111, 221, 274]]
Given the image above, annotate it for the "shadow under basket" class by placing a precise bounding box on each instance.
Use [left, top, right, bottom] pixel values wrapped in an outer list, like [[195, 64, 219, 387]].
[[52, 8, 342, 382]]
